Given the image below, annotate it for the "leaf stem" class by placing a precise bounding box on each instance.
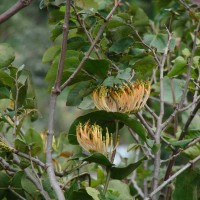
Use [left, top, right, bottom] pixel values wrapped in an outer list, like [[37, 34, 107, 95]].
[[103, 168, 111, 195], [103, 119, 119, 195]]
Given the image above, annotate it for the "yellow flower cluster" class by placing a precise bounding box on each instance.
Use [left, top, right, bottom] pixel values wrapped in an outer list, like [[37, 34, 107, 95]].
[[76, 122, 117, 159], [92, 81, 150, 113]]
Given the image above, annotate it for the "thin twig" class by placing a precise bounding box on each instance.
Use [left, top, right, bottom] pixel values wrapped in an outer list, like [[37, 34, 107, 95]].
[[128, 128, 154, 159], [151, 28, 172, 197], [62, 172, 91, 189], [127, 24, 160, 65], [164, 97, 200, 182], [179, 96, 200, 112], [161, 136, 200, 163], [192, 73, 200, 109], [14, 150, 46, 168], [8, 186, 26, 200], [145, 104, 158, 120], [13, 154, 51, 200], [162, 20, 200, 130], [0, 157, 18, 173], [146, 155, 200, 199], [0, 0, 34, 24], [136, 112, 155, 139], [71, 4, 102, 59]]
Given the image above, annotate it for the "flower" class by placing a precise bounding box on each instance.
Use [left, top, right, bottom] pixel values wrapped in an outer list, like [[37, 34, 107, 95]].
[[76, 122, 117, 158], [92, 81, 150, 113]]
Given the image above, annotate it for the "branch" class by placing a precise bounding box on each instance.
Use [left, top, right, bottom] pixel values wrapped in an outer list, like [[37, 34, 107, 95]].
[[72, 4, 120, 71], [179, 97, 200, 140], [71, 4, 102, 59], [162, 20, 200, 130], [151, 28, 172, 196], [164, 97, 200, 183], [8, 186, 26, 200], [161, 136, 200, 163], [62, 172, 91, 189], [0, 0, 33, 24], [146, 155, 200, 199], [14, 150, 46, 169], [0, 157, 18, 174], [127, 24, 160, 65], [136, 112, 155, 139], [13, 154, 51, 200], [179, 95, 200, 112], [145, 104, 158, 120], [128, 128, 154, 160], [60, 0, 122, 91], [46, 1, 71, 200]]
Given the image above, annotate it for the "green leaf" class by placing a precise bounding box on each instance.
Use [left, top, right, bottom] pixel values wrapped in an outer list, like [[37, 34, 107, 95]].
[[193, 56, 200, 68], [48, 7, 64, 25], [76, 0, 98, 9], [21, 173, 40, 200], [113, 113, 147, 141], [127, 143, 141, 152], [105, 190, 120, 200], [50, 23, 63, 41], [78, 96, 95, 110], [42, 45, 60, 63], [0, 43, 15, 68], [173, 169, 198, 200], [162, 77, 185, 104], [182, 48, 191, 58], [130, 6, 149, 27], [86, 187, 100, 200], [42, 173, 56, 199], [82, 153, 112, 167], [0, 87, 10, 99], [170, 139, 193, 148], [12, 79, 28, 107], [84, 59, 110, 79], [130, 55, 156, 75], [45, 50, 87, 87], [7, 171, 25, 199], [91, 167, 105, 187], [71, 189, 93, 200], [183, 129, 200, 158], [68, 37, 89, 51], [103, 76, 122, 87], [0, 172, 9, 199], [143, 34, 175, 53], [116, 68, 132, 81], [65, 181, 78, 200], [24, 128, 43, 156], [109, 37, 134, 54], [15, 135, 28, 153], [19, 159, 30, 169], [0, 70, 14, 87], [66, 81, 92, 106], [110, 157, 146, 180], [167, 56, 187, 77], [108, 180, 132, 200], [68, 111, 147, 145]]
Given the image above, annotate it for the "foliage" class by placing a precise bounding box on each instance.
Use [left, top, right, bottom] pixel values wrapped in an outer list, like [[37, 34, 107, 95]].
[[0, 0, 200, 200]]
